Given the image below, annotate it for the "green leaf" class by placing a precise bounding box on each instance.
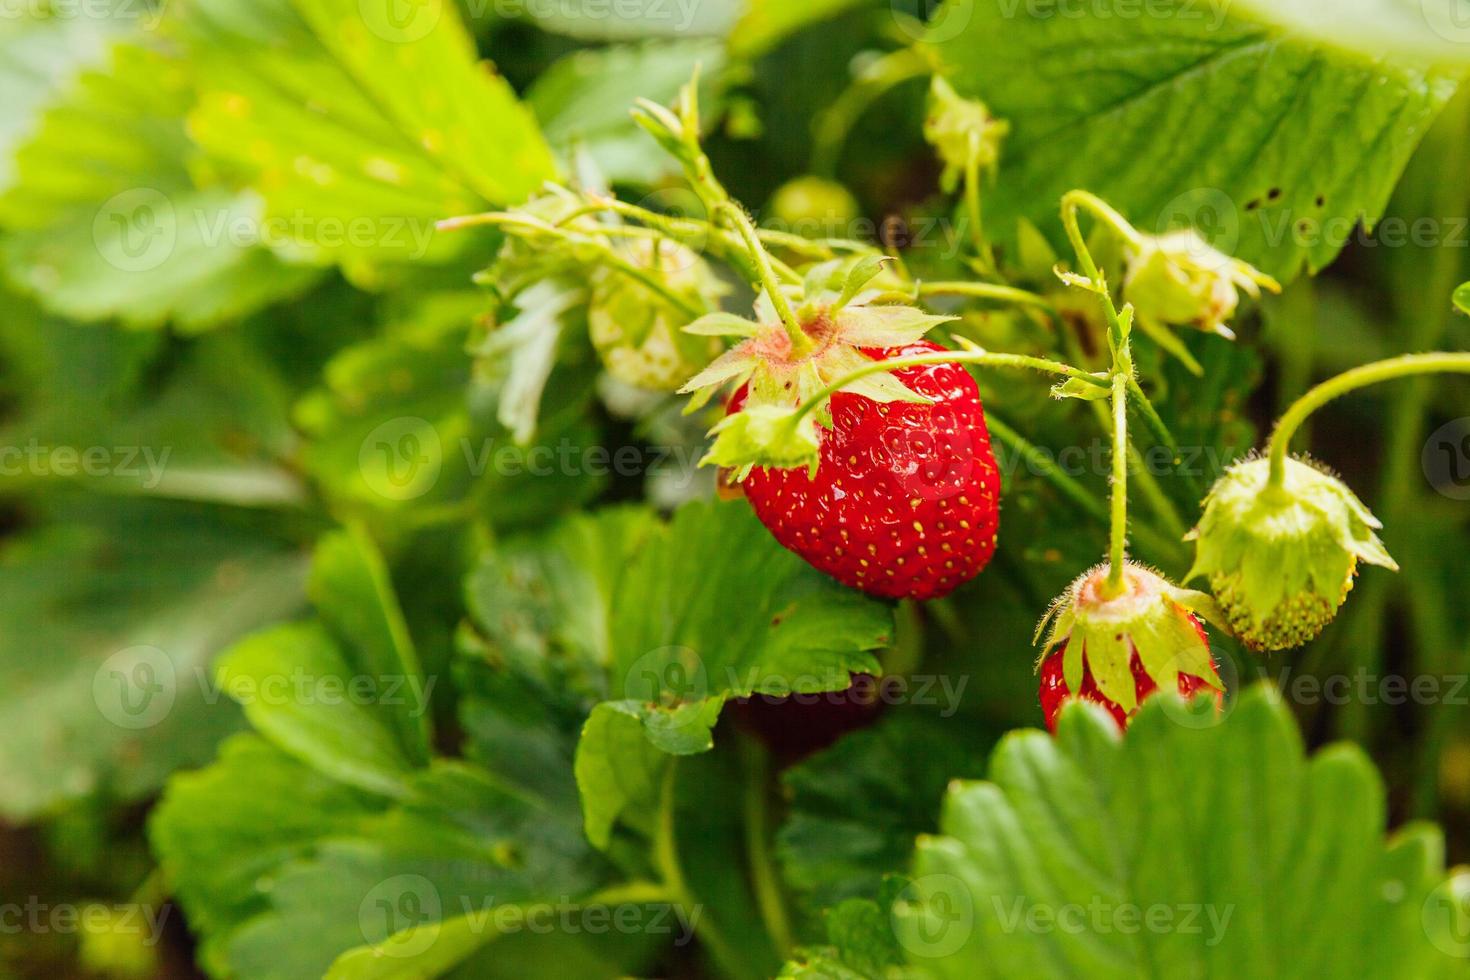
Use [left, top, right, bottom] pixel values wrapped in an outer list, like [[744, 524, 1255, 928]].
[[778, 713, 989, 924], [295, 292, 604, 524], [781, 889, 907, 979], [0, 38, 318, 328], [467, 501, 893, 848], [0, 15, 119, 193], [0, 497, 309, 822], [1231, 0, 1470, 67], [936, 0, 1459, 280], [528, 40, 726, 184], [509, 0, 742, 40], [148, 734, 388, 974], [152, 738, 613, 979], [896, 687, 1461, 976], [179, 0, 556, 276], [606, 499, 891, 734], [1455, 281, 1470, 315], [574, 703, 673, 850], [216, 622, 422, 798], [215, 530, 438, 797], [728, 0, 876, 59]]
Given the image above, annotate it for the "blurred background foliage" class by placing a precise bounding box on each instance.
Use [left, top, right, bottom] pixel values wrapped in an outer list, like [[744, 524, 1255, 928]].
[[1, 0, 1469, 976]]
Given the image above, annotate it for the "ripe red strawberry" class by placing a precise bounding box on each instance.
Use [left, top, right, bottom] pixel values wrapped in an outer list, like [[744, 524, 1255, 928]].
[[1037, 618, 1220, 733], [730, 340, 1000, 600]]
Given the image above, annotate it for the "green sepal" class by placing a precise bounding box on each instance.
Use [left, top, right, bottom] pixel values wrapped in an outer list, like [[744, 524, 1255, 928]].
[[684, 312, 762, 337], [1051, 373, 1112, 401], [703, 404, 822, 472], [1035, 563, 1222, 715], [1188, 456, 1397, 651]]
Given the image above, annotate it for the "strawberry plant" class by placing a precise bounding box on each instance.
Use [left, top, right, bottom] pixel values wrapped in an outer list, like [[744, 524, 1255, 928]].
[[3, 2, 1470, 978]]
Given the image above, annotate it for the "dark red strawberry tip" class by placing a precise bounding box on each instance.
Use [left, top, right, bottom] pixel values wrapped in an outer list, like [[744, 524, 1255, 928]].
[[731, 341, 1001, 600]]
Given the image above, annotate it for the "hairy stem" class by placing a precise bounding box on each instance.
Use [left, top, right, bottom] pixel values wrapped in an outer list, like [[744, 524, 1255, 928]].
[[1267, 353, 1470, 487], [1059, 189, 1140, 355], [719, 202, 811, 352], [1105, 373, 1130, 594]]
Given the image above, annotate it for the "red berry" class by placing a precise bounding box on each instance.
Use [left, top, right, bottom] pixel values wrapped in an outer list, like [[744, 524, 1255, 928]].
[[731, 340, 1000, 601], [1038, 616, 1221, 733]]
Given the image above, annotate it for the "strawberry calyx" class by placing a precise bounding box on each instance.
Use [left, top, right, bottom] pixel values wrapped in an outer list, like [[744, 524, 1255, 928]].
[[1035, 561, 1223, 715], [1187, 455, 1398, 652], [678, 258, 955, 477]]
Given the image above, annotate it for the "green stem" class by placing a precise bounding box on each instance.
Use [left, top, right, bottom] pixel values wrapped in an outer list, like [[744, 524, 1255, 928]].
[[654, 762, 751, 980], [1126, 378, 1204, 501], [740, 735, 794, 958], [1105, 372, 1130, 594], [720, 202, 811, 353], [790, 349, 1099, 427], [1266, 353, 1470, 487], [986, 414, 1106, 521], [439, 212, 704, 319], [917, 281, 1058, 315], [1059, 189, 1140, 355], [811, 47, 931, 176], [962, 135, 998, 276]]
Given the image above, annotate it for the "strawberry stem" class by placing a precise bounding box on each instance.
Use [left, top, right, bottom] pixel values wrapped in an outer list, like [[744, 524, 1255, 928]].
[[1060, 189, 1145, 597], [1060, 190, 1141, 359], [719, 202, 813, 355], [962, 132, 1000, 277], [917, 281, 1057, 313], [1267, 352, 1470, 488], [1105, 373, 1130, 596], [811, 47, 933, 177]]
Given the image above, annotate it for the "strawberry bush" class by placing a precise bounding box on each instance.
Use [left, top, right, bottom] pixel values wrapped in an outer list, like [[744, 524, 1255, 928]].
[[4, 1, 1470, 977]]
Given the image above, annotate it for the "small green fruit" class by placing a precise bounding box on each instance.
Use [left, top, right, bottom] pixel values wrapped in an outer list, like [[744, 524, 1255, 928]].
[[588, 240, 726, 392], [1188, 456, 1398, 652], [766, 177, 860, 238]]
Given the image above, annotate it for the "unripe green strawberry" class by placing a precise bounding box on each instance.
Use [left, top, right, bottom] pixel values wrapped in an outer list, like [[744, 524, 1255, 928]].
[[588, 240, 727, 392], [1188, 456, 1397, 652], [1035, 562, 1223, 727], [767, 177, 861, 239]]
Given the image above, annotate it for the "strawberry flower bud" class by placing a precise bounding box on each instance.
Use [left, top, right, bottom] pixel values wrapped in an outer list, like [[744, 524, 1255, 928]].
[[1035, 562, 1223, 731], [924, 76, 1008, 193], [1123, 230, 1279, 340], [1188, 456, 1398, 652], [589, 239, 728, 392]]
